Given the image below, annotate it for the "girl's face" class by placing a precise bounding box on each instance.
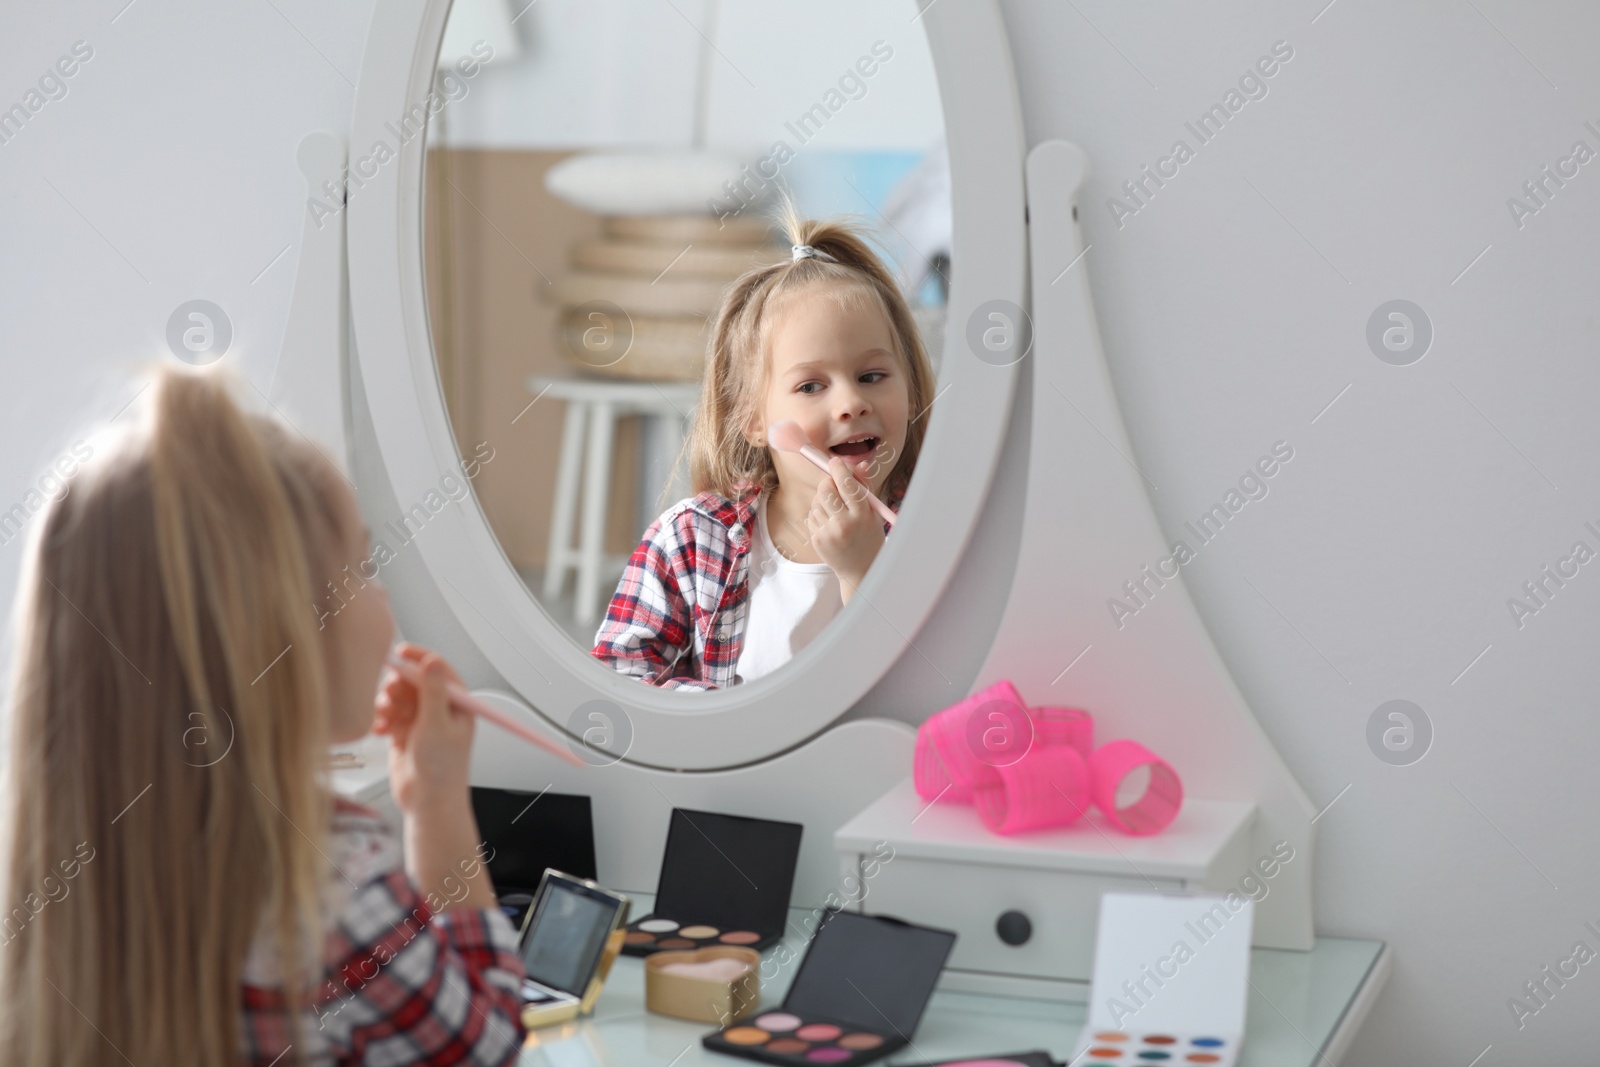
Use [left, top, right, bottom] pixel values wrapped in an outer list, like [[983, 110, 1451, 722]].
[[752, 282, 910, 499], [322, 481, 395, 744]]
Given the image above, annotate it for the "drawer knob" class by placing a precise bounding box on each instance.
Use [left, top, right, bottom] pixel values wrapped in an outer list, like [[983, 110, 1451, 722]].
[[996, 909, 1032, 946]]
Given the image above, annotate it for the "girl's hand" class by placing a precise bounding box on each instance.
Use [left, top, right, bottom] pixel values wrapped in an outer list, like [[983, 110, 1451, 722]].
[[372, 643, 474, 814], [807, 458, 885, 602]]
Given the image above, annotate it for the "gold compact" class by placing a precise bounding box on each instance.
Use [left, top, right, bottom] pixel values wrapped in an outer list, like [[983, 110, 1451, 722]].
[[514, 869, 631, 1029], [645, 945, 761, 1024]]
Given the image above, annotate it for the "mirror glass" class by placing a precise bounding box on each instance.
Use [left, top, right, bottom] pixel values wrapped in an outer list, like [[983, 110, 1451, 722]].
[[422, 0, 949, 690]]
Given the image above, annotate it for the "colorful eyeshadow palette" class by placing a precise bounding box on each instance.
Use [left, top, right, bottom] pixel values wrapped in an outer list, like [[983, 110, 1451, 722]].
[[1076, 1033, 1235, 1066], [1070, 893, 1254, 1067], [703, 910, 957, 1066], [622, 808, 804, 957]]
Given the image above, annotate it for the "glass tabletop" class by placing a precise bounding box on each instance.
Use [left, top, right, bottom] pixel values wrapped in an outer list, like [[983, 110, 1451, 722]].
[[514, 894, 1385, 1067]]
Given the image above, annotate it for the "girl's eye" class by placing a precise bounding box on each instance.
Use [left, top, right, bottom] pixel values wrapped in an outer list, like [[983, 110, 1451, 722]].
[[859, 371, 887, 384], [798, 382, 823, 395]]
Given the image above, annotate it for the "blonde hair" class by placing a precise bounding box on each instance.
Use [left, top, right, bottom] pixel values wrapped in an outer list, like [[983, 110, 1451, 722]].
[[682, 201, 936, 503], [0, 366, 349, 1065]]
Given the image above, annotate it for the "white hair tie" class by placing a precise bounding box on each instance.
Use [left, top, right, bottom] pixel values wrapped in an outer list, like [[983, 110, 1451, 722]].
[[791, 244, 836, 263]]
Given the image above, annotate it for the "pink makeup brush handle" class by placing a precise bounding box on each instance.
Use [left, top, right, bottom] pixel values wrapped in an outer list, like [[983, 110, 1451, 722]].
[[384, 656, 587, 768], [796, 444, 898, 528]]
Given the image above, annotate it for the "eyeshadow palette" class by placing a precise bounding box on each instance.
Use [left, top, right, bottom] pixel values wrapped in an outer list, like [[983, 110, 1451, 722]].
[[622, 808, 804, 957], [1076, 1033, 1234, 1065], [703, 910, 957, 1066], [1069, 893, 1254, 1067]]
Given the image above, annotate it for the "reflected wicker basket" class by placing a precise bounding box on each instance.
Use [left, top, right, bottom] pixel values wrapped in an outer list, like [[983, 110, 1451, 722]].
[[557, 311, 710, 381], [552, 215, 781, 381]]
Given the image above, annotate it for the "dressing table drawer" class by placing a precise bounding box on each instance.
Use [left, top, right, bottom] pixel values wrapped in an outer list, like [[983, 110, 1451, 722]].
[[834, 780, 1258, 996], [859, 853, 1182, 983]]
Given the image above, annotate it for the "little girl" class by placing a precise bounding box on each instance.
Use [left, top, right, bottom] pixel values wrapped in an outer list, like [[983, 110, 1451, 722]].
[[591, 208, 936, 689], [0, 367, 527, 1065]]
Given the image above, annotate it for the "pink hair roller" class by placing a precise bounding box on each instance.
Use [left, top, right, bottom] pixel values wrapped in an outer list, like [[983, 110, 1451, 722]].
[[1089, 739, 1183, 835], [1030, 705, 1093, 759], [971, 744, 1091, 835], [912, 727, 954, 800], [913, 679, 1032, 801]]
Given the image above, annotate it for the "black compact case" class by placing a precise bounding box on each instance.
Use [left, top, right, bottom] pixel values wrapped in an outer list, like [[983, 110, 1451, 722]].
[[470, 787, 597, 929], [621, 808, 803, 957], [702, 910, 958, 1066]]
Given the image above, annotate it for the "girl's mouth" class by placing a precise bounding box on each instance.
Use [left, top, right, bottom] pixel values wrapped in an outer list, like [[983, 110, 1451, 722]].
[[829, 436, 879, 457]]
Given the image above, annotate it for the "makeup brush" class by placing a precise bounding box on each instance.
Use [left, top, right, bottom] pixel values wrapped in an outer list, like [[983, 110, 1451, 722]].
[[383, 654, 588, 768], [766, 419, 897, 528]]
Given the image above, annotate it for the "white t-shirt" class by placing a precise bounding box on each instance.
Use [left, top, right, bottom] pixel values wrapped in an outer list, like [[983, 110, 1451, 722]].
[[734, 492, 844, 684]]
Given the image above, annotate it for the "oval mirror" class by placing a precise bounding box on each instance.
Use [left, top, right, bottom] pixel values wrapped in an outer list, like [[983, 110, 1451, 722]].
[[422, 0, 949, 683], [346, 0, 1026, 769]]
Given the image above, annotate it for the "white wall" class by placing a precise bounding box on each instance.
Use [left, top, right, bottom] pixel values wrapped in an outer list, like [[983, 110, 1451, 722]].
[[2, 0, 1596, 1062], [997, 0, 1600, 1062], [434, 0, 943, 150], [0, 0, 374, 557]]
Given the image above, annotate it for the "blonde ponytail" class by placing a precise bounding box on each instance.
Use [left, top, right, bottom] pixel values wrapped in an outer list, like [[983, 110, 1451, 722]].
[[0, 366, 348, 1066]]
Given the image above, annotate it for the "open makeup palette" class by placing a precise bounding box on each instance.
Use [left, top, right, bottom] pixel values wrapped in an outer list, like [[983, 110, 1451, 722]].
[[1070, 893, 1255, 1067], [622, 808, 804, 957], [703, 910, 957, 1066], [471, 787, 597, 930]]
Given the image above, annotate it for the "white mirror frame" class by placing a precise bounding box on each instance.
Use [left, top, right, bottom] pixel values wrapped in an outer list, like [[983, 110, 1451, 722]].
[[347, 0, 1027, 771]]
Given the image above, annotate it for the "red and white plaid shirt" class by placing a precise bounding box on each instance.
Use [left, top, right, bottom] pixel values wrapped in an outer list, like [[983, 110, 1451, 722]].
[[239, 796, 527, 1066], [590, 480, 901, 690]]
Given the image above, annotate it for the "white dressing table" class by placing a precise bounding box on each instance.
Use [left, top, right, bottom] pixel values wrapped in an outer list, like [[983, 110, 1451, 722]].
[[513, 891, 1388, 1067], [329, 755, 1388, 1067]]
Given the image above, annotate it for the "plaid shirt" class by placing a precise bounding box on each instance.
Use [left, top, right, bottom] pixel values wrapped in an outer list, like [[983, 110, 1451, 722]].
[[239, 796, 528, 1066], [590, 480, 901, 690]]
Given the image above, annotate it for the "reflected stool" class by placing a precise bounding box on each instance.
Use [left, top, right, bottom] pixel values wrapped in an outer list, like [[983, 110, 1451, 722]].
[[530, 376, 701, 628]]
